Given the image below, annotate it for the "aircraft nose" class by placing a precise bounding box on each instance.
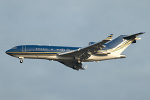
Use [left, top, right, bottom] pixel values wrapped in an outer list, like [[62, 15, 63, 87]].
[[5, 49, 11, 55]]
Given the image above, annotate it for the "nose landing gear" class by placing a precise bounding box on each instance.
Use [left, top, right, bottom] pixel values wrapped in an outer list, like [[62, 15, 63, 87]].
[[20, 59, 23, 63], [19, 57, 24, 63]]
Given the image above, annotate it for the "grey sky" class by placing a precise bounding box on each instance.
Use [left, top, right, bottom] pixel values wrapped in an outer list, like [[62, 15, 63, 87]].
[[0, 0, 150, 100]]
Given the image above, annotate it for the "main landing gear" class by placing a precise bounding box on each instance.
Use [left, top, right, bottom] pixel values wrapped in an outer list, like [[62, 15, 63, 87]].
[[19, 57, 24, 63]]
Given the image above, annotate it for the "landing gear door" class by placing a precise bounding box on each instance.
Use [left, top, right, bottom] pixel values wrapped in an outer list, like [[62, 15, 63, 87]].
[[22, 46, 26, 52]]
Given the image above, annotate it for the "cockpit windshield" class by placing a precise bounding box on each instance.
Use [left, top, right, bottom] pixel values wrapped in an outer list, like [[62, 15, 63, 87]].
[[12, 46, 17, 49]]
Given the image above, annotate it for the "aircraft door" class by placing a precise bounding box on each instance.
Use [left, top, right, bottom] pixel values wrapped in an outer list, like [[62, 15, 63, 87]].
[[22, 46, 26, 52]]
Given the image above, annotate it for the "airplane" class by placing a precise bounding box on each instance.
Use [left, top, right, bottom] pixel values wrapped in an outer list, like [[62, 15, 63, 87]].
[[6, 32, 144, 70]]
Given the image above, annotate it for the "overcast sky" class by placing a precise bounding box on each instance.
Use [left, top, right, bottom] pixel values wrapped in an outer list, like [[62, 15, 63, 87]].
[[0, 0, 150, 100]]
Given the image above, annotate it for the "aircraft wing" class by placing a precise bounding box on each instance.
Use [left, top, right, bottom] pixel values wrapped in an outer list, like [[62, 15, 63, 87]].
[[58, 34, 113, 61]]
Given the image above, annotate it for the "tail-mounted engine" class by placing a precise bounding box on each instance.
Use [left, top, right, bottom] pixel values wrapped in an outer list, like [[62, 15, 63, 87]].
[[132, 37, 141, 43]]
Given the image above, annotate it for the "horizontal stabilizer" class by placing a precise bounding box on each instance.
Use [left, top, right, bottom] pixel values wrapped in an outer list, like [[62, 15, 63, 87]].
[[123, 32, 145, 40]]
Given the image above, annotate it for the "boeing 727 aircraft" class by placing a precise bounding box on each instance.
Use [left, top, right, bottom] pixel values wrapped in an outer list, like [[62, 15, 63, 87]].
[[6, 32, 144, 70]]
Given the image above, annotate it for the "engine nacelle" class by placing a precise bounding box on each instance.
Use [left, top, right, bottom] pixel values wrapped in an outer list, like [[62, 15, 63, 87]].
[[89, 42, 95, 45], [132, 37, 141, 43]]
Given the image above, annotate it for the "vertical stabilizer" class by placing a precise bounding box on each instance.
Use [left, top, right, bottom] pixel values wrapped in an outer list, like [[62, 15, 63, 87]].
[[105, 32, 144, 55]]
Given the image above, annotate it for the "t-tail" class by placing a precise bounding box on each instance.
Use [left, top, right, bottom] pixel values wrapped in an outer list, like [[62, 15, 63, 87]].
[[104, 32, 144, 58]]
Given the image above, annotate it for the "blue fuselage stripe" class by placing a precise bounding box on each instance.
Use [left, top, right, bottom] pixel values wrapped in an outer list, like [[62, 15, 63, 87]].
[[6, 45, 80, 56]]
